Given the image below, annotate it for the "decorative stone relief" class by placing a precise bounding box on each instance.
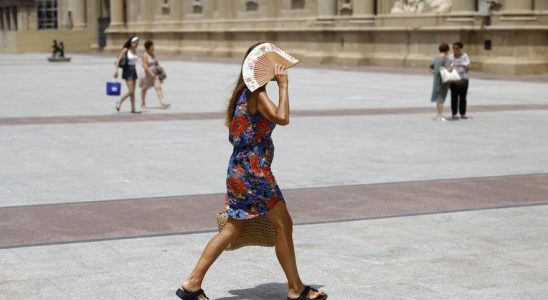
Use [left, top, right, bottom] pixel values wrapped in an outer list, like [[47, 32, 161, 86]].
[[339, 0, 353, 16], [246, 0, 259, 12], [161, 0, 170, 15], [193, 0, 203, 14], [291, 0, 305, 10], [391, 0, 452, 14]]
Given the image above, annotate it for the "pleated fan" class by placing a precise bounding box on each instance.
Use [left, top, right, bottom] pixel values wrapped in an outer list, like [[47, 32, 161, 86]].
[[242, 43, 300, 92]]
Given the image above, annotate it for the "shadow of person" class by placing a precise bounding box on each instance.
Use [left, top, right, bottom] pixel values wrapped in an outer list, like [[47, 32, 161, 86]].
[[215, 282, 325, 300]]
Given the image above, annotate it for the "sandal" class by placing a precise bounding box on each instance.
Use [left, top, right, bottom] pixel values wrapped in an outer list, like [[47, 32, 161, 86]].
[[287, 286, 328, 300], [176, 288, 209, 300]]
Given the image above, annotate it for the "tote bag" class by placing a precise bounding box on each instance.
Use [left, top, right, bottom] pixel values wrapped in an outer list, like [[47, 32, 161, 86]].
[[106, 81, 122, 96], [440, 67, 460, 83]]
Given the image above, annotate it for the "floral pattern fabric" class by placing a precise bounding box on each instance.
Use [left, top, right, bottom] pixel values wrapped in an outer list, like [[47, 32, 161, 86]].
[[225, 89, 284, 220]]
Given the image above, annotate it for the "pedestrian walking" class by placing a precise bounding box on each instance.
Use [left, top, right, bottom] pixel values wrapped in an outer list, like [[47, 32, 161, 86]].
[[176, 42, 328, 300], [140, 40, 170, 109], [429, 43, 451, 122], [448, 42, 471, 119], [113, 36, 141, 113]]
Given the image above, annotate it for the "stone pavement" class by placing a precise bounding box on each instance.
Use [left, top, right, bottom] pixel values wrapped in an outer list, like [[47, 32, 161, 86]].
[[0, 54, 547, 299]]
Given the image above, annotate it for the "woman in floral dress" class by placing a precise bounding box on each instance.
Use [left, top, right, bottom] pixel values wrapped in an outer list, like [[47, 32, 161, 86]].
[[176, 43, 328, 300]]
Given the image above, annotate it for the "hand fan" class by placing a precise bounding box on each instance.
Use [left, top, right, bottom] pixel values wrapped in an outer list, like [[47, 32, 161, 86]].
[[242, 43, 300, 92]]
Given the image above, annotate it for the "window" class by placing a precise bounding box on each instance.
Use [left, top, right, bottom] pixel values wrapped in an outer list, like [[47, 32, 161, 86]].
[[36, 0, 58, 29], [161, 0, 170, 16], [291, 0, 305, 10], [246, 0, 258, 12], [193, 0, 203, 14]]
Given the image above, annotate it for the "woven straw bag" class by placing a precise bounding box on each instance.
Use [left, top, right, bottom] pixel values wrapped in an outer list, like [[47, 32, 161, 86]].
[[216, 211, 276, 251]]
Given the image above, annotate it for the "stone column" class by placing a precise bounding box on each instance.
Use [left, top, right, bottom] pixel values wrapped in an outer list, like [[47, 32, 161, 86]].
[[214, 0, 234, 19], [140, 0, 153, 23], [3, 7, 6, 30], [318, 0, 337, 20], [2, 8, 8, 31], [170, 0, 184, 21], [72, 0, 87, 29], [352, 0, 375, 19], [110, 0, 125, 27], [376, 0, 392, 15], [448, 0, 475, 21], [10, 6, 16, 30], [503, 0, 533, 14], [451, 0, 476, 14]]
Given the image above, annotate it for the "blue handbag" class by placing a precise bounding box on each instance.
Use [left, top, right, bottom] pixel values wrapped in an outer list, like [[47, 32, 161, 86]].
[[106, 81, 122, 96]]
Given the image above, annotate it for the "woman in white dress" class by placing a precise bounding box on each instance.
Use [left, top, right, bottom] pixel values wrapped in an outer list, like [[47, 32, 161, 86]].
[[140, 40, 170, 109]]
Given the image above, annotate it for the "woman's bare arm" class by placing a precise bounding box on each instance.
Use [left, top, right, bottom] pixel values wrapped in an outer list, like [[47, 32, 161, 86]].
[[256, 64, 290, 126], [113, 48, 127, 78], [142, 54, 155, 77]]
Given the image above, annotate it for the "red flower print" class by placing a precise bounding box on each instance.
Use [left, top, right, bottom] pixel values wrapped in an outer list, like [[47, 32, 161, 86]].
[[250, 155, 262, 175], [235, 165, 245, 176], [265, 171, 275, 185], [230, 116, 248, 136], [255, 119, 270, 140], [227, 178, 247, 194]]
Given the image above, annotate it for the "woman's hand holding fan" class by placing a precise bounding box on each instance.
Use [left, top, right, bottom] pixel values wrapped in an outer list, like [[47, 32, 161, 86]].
[[273, 64, 288, 88], [242, 43, 299, 92]]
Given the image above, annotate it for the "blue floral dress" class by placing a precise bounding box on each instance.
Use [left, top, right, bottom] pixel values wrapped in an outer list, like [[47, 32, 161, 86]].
[[225, 89, 285, 220]]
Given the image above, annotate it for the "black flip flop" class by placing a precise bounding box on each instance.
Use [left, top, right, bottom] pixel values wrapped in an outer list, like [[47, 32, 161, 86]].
[[287, 286, 328, 300], [176, 288, 209, 300]]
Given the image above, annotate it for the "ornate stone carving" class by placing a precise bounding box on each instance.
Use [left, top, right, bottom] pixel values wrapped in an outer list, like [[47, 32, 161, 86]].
[[391, 0, 452, 14], [339, 0, 353, 16], [193, 0, 203, 14], [291, 0, 305, 10], [246, 0, 259, 12]]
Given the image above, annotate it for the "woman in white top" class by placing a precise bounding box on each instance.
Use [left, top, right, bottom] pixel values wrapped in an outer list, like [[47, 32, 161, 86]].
[[140, 40, 170, 109], [114, 36, 141, 113], [448, 42, 471, 119]]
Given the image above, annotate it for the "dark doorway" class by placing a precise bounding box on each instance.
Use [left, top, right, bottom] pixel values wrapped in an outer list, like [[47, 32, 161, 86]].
[[97, 17, 110, 48]]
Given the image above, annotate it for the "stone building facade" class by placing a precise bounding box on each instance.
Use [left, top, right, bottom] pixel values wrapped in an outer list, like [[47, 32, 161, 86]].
[[2, 0, 548, 74]]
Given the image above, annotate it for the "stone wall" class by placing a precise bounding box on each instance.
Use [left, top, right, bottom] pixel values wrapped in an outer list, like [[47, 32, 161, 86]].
[[1, 0, 547, 74], [103, 0, 548, 74]]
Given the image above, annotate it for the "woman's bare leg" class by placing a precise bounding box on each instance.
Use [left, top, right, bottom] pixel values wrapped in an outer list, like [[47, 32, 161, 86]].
[[436, 102, 445, 121], [126, 80, 137, 112], [117, 80, 132, 110], [141, 87, 148, 108], [267, 202, 326, 299], [153, 77, 169, 106], [181, 218, 246, 297]]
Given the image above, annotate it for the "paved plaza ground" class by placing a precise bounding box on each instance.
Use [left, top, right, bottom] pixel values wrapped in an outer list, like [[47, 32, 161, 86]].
[[0, 53, 547, 299]]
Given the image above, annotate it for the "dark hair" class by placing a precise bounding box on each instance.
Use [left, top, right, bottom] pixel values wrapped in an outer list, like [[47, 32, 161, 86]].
[[145, 40, 154, 50], [225, 41, 265, 127], [439, 43, 449, 53], [123, 36, 138, 49], [453, 41, 464, 49]]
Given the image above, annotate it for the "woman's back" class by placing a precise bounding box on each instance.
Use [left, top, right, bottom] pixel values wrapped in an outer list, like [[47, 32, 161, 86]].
[[229, 89, 275, 149]]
